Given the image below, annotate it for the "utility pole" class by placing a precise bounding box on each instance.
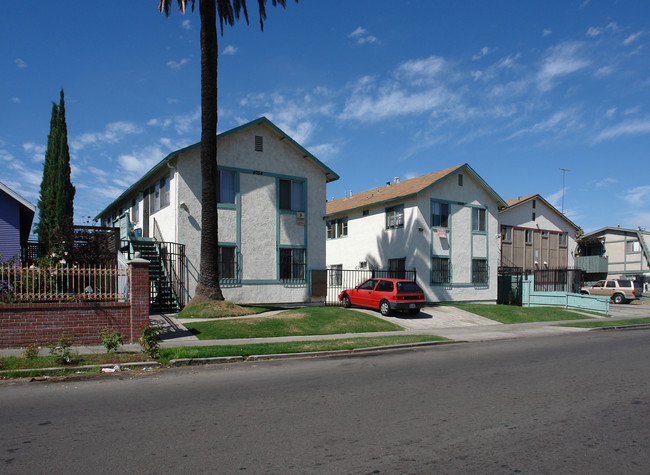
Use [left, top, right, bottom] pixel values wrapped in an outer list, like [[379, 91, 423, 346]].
[[560, 168, 570, 214]]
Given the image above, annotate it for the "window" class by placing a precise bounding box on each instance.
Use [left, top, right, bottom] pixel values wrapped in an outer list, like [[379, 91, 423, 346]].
[[432, 257, 450, 284], [432, 201, 449, 228], [458, 174, 463, 186], [149, 175, 170, 213], [218, 170, 236, 204], [359, 279, 378, 291], [525, 229, 533, 243], [502, 226, 512, 241], [329, 264, 342, 286], [375, 280, 394, 292], [559, 234, 567, 246], [472, 208, 486, 232], [532, 212, 536, 221], [218, 246, 237, 280], [472, 259, 488, 284], [327, 218, 348, 239], [532, 199, 536, 209], [279, 179, 304, 212], [542, 231, 549, 239], [626, 241, 641, 253], [386, 205, 404, 229], [131, 198, 139, 224], [280, 248, 305, 280], [362, 209, 369, 216], [389, 257, 406, 279]]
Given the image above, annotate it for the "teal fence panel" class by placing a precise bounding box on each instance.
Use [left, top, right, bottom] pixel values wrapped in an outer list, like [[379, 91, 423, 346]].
[[522, 276, 609, 314]]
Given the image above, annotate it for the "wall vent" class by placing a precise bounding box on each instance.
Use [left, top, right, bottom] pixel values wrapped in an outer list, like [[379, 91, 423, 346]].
[[255, 135, 263, 152]]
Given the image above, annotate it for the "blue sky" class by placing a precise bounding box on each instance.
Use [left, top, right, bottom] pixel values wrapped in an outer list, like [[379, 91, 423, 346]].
[[2, 0, 649, 234]]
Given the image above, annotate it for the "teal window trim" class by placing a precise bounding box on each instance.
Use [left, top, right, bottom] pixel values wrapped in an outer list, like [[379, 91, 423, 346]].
[[327, 217, 348, 240]]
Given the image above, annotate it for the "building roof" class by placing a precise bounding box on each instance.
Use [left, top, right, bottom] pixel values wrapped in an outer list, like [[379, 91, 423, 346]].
[[500, 193, 580, 231], [326, 163, 506, 217], [95, 117, 339, 219], [580, 226, 649, 240], [0, 181, 36, 213]]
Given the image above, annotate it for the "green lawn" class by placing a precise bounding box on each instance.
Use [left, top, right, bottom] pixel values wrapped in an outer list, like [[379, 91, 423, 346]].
[[183, 306, 403, 340], [558, 317, 650, 328], [176, 301, 278, 318], [158, 335, 449, 364], [444, 303, 595, 324]]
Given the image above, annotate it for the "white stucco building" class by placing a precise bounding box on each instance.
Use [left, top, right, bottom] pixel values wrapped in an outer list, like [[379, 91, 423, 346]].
[[498, 194, 580, 271], [325, 164, 506, 303], [96, 117, 339, 305]]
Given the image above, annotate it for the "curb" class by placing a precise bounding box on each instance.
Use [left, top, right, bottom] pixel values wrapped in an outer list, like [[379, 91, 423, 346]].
[[0, 361, 161, 376], [592, 323, 650, 331], [166, 340, 458, 367]]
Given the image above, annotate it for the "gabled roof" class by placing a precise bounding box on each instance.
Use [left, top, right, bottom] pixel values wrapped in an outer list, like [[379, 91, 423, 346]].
[[326, 163, 506, 217], [581, 226, 649, 240], [0, 181, 36, 213], [500, 193, 580, 231], [96, 117, 339, 219]]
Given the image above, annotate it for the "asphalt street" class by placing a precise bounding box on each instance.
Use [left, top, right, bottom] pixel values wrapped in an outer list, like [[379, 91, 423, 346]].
[[1, 329, 648, 474]]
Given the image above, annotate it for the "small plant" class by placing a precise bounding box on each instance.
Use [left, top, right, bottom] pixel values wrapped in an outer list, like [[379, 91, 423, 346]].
[[47, 335, 76, 365], [22, 343, 40, 360], [99, 328, 123, 353], [139, 324, 160, 358]]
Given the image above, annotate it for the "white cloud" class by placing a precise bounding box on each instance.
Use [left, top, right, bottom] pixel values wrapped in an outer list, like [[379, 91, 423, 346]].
[[222, 45, 238, 55], [537, 42, 590, 91], [348, 27, 378, 45], [22, 142, 46, 162], [167, 58, 190, 70], [595, 65, 615, 77], [472, 47, 489, 60], [545, 188, 565, 209], [542, 29, 552, 37], [341, 87, 451, 122], [70, 121, 142, 152], [595, 119, 650, 142], [10, 97, 20, 103], [14, 58, 27, 69], [0, 149, 14, 161], [595, 177, 617, 188], [507, 110, 580, 140], [172, 107, 200, 134], [624, 185, 650, 205], [623, 32, 643, 46], [181, 19, 191, 30], [605, 108, 616, 119], [586, 26, 603, 37], [396, 55, 446, 82], [308, 143, 339, 160]]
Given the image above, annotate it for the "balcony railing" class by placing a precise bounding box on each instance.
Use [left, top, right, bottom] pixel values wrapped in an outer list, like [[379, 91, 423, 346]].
[[575, 255, 608, 274]]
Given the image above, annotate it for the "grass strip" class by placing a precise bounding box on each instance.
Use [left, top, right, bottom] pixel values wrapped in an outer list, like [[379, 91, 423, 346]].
[[158, 335, 448, 364], [184, 306, 403, 340], [442, 303, 593, 324], [176, 301, 279, 318], [558, 317, 650, 328], [0, 352, 151, 371]]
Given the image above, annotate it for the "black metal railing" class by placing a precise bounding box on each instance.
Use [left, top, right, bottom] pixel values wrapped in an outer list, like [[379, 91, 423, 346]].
[[325, 268, 417, 306]]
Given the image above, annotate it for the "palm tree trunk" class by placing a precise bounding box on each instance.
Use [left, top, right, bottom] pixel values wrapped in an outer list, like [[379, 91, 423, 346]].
[[192, 0, 224, 303]]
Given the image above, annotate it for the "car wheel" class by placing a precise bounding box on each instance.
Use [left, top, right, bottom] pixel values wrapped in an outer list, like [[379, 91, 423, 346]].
[[380, 300, 391, 316], [612, 293, 625, 304], [341, 294, 351, 308]]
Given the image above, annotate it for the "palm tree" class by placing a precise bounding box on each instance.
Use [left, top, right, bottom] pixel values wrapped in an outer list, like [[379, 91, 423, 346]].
[[159, 0, 292, 304]]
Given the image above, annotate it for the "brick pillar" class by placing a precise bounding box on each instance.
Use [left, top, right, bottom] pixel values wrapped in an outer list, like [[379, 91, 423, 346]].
[[128, 258, 150, 343]]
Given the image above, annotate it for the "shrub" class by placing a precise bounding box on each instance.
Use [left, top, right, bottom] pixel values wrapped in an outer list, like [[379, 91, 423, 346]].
[[22, 343, 40, 360], [99, 328, 123, 353], [139, 325, 160, 358], [47, 335, 77, 365]]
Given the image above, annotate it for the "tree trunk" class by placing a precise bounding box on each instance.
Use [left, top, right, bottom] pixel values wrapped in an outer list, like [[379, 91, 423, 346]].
[[192, 0, 224, 303]]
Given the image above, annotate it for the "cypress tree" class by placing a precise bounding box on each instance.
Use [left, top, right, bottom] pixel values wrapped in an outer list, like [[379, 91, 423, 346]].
[[35, 89, 75, 247]]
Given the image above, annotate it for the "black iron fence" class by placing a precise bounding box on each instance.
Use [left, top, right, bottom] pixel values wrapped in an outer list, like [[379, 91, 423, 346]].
[[529, 268, 584, 293], [497, 266, 523, 305], [325, 268, 417, 306]]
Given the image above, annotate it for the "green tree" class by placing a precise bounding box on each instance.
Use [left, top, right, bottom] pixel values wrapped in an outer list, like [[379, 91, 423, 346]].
[[159, 0, 294, 304], [36, 89, 75, 247]]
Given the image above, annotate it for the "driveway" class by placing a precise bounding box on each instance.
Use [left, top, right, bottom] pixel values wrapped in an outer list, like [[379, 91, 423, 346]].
[[359, 305, 502, 331], [608, 302, 650, 319]]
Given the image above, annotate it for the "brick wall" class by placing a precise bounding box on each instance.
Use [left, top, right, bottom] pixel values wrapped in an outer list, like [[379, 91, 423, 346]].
[[0, 258, 150, 349]]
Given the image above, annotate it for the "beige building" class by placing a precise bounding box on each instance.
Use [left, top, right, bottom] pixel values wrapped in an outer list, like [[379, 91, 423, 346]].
[[576, 226, 650, 287], [498, 194, 580, 271]]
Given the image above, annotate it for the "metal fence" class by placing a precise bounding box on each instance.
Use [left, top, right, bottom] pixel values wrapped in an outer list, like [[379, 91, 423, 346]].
[[529, 268, 584, 293], [325, 268, 417, 305], [0, 264, 128, 303], [497, 266, 523, 305]]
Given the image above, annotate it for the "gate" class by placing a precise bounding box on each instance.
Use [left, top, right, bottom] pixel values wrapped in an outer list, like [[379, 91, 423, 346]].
[[531, 268, 584, 293], [324, 268, 416, 306], [497, 266, 523, 305]]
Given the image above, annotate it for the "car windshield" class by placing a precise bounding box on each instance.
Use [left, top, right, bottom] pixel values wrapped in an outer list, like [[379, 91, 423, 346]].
[[396, 281, 423, 294]]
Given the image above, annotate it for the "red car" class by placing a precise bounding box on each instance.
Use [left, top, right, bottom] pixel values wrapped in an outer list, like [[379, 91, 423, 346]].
[[339, 278, 425, 316]]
